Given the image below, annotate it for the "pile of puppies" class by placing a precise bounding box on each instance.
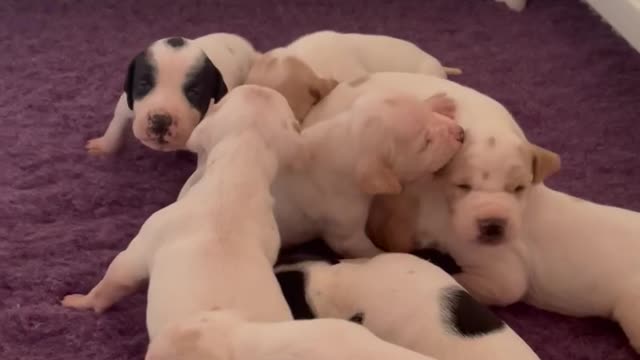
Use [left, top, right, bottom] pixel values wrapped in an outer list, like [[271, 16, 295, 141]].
[[62, 28, 640, 360]]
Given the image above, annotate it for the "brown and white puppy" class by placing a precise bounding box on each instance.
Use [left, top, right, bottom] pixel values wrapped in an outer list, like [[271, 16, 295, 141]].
[[87, 33, 257, 154], [245, 30, 461, 121], [145, 309, 439, 360], [62, 85, 303, 339], [270, 92, 464, 257], [274, 253, 541, 360]]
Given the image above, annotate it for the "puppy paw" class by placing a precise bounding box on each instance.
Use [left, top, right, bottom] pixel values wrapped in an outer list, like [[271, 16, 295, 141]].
[[85, 137, 116, 156], [425, 93, 456, 120], [61, 293, 104, 313]]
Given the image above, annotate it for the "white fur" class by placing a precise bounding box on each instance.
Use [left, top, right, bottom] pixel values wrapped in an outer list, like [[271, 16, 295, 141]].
[[275, 253, 540, 360], [495, 0, 527, 12], [62, 86, 302, 338], [87, 33, 257, 154], [145, 309, 439, 360], [306, 72, 640, 353], [276, 30, 459, 81]]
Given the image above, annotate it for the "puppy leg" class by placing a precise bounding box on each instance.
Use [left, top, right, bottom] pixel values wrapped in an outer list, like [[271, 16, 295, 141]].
[[177, 153, 207, 200], [454, 267, 527, 306], [86, 93, 133, 155], [325, 229, 382, 258], [613, 289, 640, 352], [62, 239, 148, 313]]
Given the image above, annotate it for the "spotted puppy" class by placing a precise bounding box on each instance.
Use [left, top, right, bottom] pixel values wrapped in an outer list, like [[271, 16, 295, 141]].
[[146, 309, 439, 360], [268, 91, 464, 258], [275, 253, 540, 360], [87, 33, 257, 154], [245, 30, 461, 121], [62, 86, 303, 338]]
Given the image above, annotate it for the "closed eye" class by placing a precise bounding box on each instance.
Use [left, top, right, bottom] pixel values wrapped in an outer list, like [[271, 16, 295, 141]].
[[456, 184, 471, 191], [513, 185, 526, 194]]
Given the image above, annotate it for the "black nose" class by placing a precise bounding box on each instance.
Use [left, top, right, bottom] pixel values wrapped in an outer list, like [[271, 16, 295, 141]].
[[477, 218, 506, 244], [149, 114, 172, 135]]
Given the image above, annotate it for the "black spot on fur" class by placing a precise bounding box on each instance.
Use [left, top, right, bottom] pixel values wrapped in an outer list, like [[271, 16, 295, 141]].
[[182, 55, 228, 120], [276, 270, 316, 320], [123, 51, 156, 110], [441, 287, 505, 337], [166, 37, 186, 48], [410, 248, 462, 275], [349, 312, 365, 324]]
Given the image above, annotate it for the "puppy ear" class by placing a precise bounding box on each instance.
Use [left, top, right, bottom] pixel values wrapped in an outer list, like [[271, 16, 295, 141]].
[[356, 157, 402, 195], [204, 56, 229, 103], [309, 78, 338, 104], [529, 143, 561, 183], [123, 55, 138, 110]]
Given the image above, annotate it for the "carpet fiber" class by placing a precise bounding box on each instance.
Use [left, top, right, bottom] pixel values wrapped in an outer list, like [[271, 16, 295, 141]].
[[1, 0, 640, 359]]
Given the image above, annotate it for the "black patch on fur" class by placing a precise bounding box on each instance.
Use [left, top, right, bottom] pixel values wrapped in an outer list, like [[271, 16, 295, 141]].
[[166, 37, 186, 48], [123, 50, 156, 110], [410, 248, 462, 275], [276, 270, 316, 320], [348, 312, 365, 324], [182, 55, 228, 119], [441, 287, 505, 337]]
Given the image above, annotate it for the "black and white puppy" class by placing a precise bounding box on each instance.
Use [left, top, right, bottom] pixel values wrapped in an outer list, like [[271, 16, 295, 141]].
[[275, 253, 540, 360], [87, 33, 257, 154]]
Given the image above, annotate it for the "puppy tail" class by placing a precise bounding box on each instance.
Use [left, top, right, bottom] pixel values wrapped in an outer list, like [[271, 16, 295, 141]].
[[443, 66, 463, 76]]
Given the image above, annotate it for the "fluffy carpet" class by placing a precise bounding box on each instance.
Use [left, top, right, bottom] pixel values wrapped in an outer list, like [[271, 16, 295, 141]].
[[1, 0, 639, 359]]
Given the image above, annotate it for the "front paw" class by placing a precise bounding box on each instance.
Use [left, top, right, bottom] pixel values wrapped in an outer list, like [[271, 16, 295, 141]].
[[85, 137, 116, 156], [61, 293, 105, 313]]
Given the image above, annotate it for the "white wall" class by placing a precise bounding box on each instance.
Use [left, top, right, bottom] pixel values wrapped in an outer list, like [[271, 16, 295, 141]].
[[584, 0, 640, 53]]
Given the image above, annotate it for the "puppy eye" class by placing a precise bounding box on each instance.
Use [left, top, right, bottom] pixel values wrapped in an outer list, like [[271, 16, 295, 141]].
[[187, 85, 201, 97], [456, 184, 471, 191], [513, 185, 526, 194]]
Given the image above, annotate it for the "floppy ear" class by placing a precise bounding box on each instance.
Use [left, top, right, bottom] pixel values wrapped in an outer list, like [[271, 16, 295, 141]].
[[529, 143, 561, 183], [203, 56, 228, 103], [356, 157, 402, 195], [123, 55, 137, 110], [309, 77, 338, 104]]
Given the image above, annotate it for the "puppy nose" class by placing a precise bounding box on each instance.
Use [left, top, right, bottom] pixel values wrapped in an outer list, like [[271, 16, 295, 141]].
[[453, 126, 465, 143], [149, 114, 172, 135], [477, 218, 506, 244]]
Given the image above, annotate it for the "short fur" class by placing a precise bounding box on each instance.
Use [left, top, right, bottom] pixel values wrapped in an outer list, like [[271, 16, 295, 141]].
[[86, 33, 257, 154], [246, 30, 460, 121], [62, 86, 303, 338], [274, 253, 540, 360], [145, 309, 438, 360], [306, 72, 640, 353], [270, 92, 464, 257]]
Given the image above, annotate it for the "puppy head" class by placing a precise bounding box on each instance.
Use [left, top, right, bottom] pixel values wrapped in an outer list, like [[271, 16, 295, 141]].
[[245, 52, 338, 121], [186, 84, 307, 170], [145, 309, 243, 360], [124, 36, 228, 151], [352, 92, 465, 195], [437, 132, 560, 245]]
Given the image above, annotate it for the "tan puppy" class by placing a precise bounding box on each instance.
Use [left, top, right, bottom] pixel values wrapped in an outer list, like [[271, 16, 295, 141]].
[[245, 30, 460, 121], [88, 33, 257, 154], [145, 309, 439, 360], [62, 85, 302, 338], [274, 253, 541, 360], [271, 91, 464, 257]]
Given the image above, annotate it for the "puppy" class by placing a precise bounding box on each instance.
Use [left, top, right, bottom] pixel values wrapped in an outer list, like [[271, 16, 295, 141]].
[[87, 33, 257, 154], [495, 0, 527, 12], [268, 91, 464, 258], [145, 309, 439, 360], [245, 30, 461, 121], [274, 253, 540, 360], [62, 85, 303, 338]]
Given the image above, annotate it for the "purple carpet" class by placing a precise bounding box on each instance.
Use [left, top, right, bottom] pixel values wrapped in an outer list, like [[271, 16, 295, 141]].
[[1, 0, 639, 359]]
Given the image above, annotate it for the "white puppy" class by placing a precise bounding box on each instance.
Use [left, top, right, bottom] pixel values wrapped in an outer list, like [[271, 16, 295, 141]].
[[62, 85, 303, 338], [87, 33, 257, 154], [274, 253, 540, 360], [145, 309, 439, 360], [245, 30, 461, 121], [308, 72, 640, 353], [270, 91, 464, 257]]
